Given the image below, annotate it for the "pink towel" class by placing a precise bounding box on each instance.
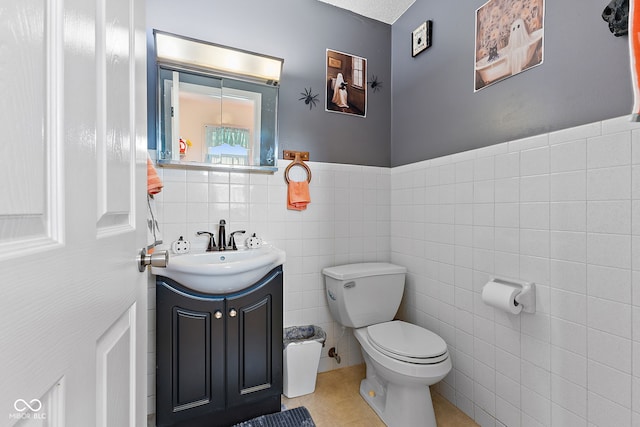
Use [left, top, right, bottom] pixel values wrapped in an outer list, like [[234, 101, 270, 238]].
[[287, 181, 310, 210]]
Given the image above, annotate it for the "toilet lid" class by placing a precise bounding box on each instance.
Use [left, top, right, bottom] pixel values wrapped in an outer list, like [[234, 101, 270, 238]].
[[367, 321, 448, 364]]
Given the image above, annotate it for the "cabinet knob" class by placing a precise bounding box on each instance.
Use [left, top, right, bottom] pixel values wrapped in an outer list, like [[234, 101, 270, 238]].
[[214, 310, 223, 319], [229, 308, 237, 317]]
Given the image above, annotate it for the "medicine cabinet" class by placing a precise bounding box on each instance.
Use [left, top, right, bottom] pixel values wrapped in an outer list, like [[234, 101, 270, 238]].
[[153, 31, 284, 172]]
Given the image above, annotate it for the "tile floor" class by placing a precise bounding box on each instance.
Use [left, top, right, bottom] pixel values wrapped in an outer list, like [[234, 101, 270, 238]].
[[282, 364, 479, 427]]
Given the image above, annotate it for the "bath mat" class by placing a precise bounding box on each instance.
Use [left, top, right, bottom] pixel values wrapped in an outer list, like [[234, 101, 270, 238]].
[[232, 406, 315, 427]]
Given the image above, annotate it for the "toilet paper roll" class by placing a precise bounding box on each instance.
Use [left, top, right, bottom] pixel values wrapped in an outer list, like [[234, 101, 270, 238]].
[[481, 280, 522, 314]]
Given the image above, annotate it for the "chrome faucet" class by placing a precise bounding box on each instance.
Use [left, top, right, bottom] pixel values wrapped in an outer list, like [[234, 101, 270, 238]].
[[217, 220, 227, 251], [196, 231, 216, 251]]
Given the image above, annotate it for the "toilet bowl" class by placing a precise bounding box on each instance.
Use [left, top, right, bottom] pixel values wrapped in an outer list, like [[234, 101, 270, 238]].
[[322, 263, 451, 427], [354, 321, 451, 427]]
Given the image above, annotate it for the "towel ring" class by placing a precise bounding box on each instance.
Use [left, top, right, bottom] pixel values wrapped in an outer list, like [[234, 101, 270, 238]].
[[284, 152, 312, 184]]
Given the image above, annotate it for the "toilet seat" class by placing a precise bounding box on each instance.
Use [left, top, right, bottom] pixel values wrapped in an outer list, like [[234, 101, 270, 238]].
[[367, 321, 448, 364]]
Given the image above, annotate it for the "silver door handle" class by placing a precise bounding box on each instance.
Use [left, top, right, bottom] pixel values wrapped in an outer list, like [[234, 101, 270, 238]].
[[137, 248, 169, 272], [214, 310, 223, 319], [229, 308, 237, 317]]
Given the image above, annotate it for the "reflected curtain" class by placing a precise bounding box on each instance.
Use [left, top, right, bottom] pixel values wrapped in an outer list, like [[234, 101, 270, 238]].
[[206, 126, 250, 147]]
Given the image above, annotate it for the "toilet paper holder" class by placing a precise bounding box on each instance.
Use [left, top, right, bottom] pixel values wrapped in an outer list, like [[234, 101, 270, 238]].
[[489, 277, 536, 314]]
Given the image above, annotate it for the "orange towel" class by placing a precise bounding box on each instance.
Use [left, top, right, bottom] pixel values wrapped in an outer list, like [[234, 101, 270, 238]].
[[631, 0, 640, 120], [147, 157, 163, 195], [287, 181, 310, 210]]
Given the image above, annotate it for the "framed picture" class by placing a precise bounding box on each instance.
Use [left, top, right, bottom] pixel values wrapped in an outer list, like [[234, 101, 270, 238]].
[[325, 49, 367, 118], [328, 57, 342, 69], [474, 0, 545, 91], [412, 21, 432, 57]]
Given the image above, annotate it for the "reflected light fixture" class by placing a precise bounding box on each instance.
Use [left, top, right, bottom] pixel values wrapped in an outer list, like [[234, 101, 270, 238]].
[[154, 30, 283, 86]]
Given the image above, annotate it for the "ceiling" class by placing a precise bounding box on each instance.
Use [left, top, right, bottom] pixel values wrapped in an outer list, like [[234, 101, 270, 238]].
[[316, 0, 415, 24]]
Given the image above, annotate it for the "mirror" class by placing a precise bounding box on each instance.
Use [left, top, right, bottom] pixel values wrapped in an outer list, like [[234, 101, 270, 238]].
[[154, 31, 283, 172]]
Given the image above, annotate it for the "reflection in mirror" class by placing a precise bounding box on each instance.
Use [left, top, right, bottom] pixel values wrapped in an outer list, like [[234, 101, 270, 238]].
[[154, 31, 283, 171]]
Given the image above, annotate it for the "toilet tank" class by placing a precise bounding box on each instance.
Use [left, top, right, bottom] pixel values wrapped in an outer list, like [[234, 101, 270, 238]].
[[322, 263, 407, 328]]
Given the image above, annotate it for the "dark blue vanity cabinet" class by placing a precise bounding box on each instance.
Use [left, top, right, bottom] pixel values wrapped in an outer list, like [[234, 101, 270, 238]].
[[155, 266, 283, 427]]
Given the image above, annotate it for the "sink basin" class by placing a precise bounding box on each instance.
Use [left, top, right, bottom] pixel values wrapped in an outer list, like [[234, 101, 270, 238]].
[[152, 245, 286, 294]]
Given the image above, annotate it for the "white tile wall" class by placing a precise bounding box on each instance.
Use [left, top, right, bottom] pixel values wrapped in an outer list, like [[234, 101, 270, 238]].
[[147, 115, 640, 423], [148, 160, 391, 413], [391, 115, 640, 427]]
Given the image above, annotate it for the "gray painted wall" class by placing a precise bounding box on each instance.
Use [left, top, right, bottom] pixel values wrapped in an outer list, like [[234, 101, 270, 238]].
[[391, 0, 632, 166], [147, 0, 392, 167], [147, 0, 633, 168]]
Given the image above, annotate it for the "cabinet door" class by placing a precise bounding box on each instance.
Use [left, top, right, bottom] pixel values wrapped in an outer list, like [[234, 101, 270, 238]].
[[156, 279, 226, 426], [226, 267, 283, 407]]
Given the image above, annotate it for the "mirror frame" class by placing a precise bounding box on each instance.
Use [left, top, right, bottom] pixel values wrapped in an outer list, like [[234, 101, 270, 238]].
[[153, 30, 284, 173]]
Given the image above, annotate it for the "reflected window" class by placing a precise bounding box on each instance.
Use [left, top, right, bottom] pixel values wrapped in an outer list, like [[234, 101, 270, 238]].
[[205, 126, 250, 165]]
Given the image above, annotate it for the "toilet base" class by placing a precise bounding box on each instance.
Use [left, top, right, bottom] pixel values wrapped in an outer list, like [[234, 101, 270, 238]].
[[359, 376, 437, 427]]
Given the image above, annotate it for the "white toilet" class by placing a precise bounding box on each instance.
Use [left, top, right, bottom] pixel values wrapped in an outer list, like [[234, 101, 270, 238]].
[[322, 263, 451, 427]]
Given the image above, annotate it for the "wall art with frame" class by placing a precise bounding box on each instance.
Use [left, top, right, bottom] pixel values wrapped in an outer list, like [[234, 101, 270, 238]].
[[474, 0, 545, 91], [325, 48, 367, 117], [412, 20, 432, 57]]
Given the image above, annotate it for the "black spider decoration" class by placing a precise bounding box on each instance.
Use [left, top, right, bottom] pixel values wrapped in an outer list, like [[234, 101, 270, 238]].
[[368, 75, 383, 93], [299, 87, 319, 110]]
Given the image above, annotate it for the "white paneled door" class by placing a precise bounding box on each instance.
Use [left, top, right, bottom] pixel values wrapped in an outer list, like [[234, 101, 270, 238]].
[[0, 0, 147, 426]]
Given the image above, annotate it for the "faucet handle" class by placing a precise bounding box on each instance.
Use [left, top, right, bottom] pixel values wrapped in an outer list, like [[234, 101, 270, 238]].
[[229, 230, 246, 250], [196, 231, 216, 251]]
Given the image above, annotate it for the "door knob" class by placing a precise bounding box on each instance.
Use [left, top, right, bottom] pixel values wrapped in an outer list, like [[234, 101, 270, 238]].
[[214, 310, 223, 319], [229, 308, 237, 317], [137, 247, 168, 272]]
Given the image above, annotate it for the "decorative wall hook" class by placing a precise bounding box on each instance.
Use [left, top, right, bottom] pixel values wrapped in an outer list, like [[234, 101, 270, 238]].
[[299, 87, 319, 110], [368, 75, 383, 93]]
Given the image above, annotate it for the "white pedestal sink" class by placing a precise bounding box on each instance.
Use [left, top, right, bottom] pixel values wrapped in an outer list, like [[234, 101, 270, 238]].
[[151, 244, 286, 294]]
